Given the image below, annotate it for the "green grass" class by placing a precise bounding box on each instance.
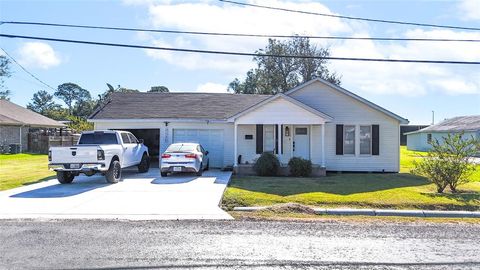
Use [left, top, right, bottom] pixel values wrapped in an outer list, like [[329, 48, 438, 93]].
[[223, 146, 480, 211], [0, 153, 55, 191]]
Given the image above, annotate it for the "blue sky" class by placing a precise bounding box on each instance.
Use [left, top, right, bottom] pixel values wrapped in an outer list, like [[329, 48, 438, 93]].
[[1, 0, 479, 124]]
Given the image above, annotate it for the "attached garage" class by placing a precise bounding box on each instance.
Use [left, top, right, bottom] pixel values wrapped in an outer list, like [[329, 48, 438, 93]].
[[125, 129, 160, 160], [173, 129, 224, 168]]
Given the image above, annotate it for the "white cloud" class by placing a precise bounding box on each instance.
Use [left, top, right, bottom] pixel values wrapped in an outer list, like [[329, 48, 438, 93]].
[[141, 0, 351, 75], [196, 82, 229, 93], [18, 42, 61, 69], [458, 0, 480, 21], [331, 29, 480, 96]]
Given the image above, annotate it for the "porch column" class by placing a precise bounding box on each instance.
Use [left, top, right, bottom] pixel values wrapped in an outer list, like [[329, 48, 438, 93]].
[[276, 124, 281, 157], [309, 125, 313, 160], [234, 123, 238, 166], [321, 123, 325, 167]]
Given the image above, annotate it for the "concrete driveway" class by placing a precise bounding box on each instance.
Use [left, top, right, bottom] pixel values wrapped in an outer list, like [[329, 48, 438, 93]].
[[0, 168, 233, 220]]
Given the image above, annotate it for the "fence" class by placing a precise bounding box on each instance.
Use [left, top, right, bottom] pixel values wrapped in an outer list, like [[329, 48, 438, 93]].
[[28, 134, 80, 154]]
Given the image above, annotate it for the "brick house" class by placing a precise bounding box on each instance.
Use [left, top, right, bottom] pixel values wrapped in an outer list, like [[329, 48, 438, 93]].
[[0, 99, 64, 153]]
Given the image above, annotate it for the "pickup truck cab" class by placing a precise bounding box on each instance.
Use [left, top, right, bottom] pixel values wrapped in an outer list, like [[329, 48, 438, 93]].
[[48, 130, 150, 184]]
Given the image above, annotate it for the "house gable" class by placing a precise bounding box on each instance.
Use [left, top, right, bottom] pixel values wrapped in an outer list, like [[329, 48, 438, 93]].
[[229, 94, 332, 124], [286, 78, 408, 124]]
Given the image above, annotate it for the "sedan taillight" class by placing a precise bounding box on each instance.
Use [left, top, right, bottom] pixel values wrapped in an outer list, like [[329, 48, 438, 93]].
[[97, 150, 105, 160], [161, 154, 171, 159], [184, 153, 197, 159]]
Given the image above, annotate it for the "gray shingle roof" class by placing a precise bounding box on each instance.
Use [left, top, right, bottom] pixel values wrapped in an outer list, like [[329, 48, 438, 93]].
[[0, 99, 65, 127], [408, 115, 480, 134], [90, 92, 271, 120]]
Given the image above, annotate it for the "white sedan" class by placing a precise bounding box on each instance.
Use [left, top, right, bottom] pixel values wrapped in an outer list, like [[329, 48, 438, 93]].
[[160, 143, 209, 177]]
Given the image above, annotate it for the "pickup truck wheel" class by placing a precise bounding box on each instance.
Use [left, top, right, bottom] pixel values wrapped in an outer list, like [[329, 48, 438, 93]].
[[160, 172, 168, 177], [137, 153, 150, 173], [105, 160, 121, 183], [57, 171, 74, 184]]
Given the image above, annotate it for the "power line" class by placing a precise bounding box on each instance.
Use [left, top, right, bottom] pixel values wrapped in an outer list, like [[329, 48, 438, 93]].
[[1, 33, 479, 65], [219, 0, 480, 32], [1, 21, 480, 43], [0, 47, 56, 91]]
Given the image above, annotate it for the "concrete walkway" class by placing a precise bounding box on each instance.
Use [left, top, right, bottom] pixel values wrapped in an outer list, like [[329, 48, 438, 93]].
[[0, 168, 233, 220], [234, 206, 480, 218]]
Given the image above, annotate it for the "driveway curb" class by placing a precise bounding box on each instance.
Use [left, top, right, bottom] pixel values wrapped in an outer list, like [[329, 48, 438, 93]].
[[233, 206, 480, 218]]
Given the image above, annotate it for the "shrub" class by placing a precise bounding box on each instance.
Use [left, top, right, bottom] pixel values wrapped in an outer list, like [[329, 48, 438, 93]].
[[288, 157, 312, 177], [412, 132, 480, 193], [253, 152, 280, 176]]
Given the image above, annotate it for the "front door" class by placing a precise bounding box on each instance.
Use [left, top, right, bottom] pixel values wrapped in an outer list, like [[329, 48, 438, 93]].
[[293, 126, 310, 159]]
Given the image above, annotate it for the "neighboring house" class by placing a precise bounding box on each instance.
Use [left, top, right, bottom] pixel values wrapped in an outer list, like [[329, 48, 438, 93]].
[[89, 78, 409, 172], [406, 115, 480, 152], [400, 125, 429, 146], [0, 99, 65, 152]]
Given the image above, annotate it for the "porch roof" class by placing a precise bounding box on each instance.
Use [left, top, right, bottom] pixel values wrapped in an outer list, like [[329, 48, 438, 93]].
[[228, 94, 333, 124]]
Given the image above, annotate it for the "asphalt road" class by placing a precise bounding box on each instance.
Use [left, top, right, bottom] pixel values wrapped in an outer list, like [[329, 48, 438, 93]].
[[1, 219, 479, 269]]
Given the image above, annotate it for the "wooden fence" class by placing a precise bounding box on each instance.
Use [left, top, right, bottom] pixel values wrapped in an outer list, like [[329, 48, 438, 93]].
[[28, 134, 80, 154]]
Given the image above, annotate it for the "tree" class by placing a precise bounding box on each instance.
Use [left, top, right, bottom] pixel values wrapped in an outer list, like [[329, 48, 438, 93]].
[[148, 86, 169, 93], [54, 83, 91, 114], [66, 115, 94, 132], [229, 37, 341, 94], [0, 55, 12, 100], [27, 90, 61, 115], [412, 133, 480, 193]]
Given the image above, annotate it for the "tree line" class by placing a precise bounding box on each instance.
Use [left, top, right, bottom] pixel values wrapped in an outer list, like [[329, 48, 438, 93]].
[[25, 84, 169, 131]]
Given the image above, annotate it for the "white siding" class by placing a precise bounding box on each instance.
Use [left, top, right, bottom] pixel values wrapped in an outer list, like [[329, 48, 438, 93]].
[[289, 81, 401, 172], [407, 131, 477, 152], [235, 97, 326, 124], [94, 121, 234, 167], [236, 124, 258, 164]]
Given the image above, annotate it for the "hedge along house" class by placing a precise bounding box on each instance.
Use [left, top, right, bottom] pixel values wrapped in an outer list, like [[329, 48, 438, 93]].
[[89, 78, 408, 174], [406, 115, 480, 152], [0, 99, 65, 153]]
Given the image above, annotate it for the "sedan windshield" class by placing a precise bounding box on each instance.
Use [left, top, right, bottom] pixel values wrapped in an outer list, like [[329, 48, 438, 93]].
[[78, 133, 118, 145], [166, 144, 196, 152]]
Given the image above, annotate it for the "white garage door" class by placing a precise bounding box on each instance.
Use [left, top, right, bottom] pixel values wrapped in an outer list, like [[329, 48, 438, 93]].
[[173, 129, 224, 168]]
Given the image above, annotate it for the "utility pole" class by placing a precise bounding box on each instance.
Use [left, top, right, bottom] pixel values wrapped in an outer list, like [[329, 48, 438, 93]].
[[431, 110, 435, 125]]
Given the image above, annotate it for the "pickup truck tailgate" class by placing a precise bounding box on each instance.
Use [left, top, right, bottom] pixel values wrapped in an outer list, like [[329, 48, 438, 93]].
[[50, 146, 99, 164]]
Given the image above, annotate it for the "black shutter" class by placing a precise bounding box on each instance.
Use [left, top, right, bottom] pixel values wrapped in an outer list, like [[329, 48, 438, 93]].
[[372, 124, 379, 155], [256, 124, 263, 154], [280, 125, 283, 154], [275, 124, 279, 154], [336, 124, 343, 155]]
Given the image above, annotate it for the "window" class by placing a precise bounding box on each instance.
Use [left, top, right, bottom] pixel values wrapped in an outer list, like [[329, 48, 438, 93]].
[[78, 132, 118, 145], [427, 134, 432, 143], [295, 128, 307, 135], [166, 143, 197, 152], [264, 125, 275, 152], [360, 126, 372, 155], [344, 125, 355, 155], [121, 133, 130, 144], [127, 133, 138, 144]]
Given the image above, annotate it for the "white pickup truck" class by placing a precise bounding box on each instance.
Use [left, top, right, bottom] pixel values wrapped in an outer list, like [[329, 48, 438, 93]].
[[48, 130, 150, 184]]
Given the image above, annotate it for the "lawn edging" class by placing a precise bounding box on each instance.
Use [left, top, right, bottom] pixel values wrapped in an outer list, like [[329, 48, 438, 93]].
[[233, 206, 480, 218]]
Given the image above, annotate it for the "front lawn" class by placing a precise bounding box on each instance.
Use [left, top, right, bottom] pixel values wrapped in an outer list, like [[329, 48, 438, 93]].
[[0, 153, 54, 191], [223, 147, 480, 211]]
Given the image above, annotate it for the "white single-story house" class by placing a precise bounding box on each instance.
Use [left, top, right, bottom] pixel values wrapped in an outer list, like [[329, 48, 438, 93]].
[[89, 78, 409, 173], [406, 115, 480, 152]]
